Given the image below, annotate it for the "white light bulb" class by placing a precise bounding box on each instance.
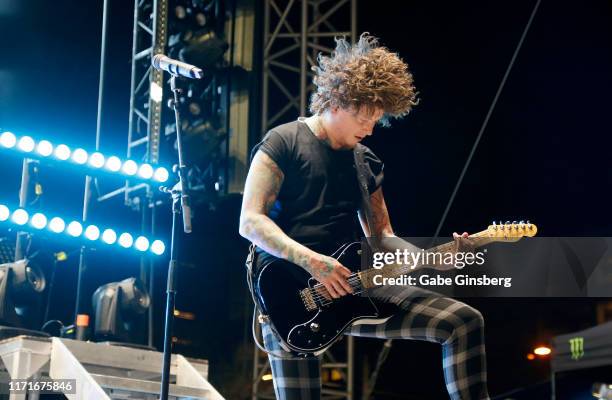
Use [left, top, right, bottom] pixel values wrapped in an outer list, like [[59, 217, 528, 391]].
[[31, 213, 48, 229], [105, 156, 122, 172], [54, 144, 71, 160], [36, 140, 54, 157], [88, 152, 105, 168], [122, 160, 138, 176], [154, 167, 170, 183], [17, 136, 35, 152], [49, 217, 66, 233], [67, 221, 83, 237], [72, 148, 88, 164]]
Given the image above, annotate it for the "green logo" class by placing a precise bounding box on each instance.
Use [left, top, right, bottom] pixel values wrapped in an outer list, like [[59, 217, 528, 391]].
[[569, 337, 584, 360]]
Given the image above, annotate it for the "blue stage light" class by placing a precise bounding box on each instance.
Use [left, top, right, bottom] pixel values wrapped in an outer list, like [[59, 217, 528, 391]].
[[101, 229, 117, 244], [85, 225, 100, 241], [118, 233, 134, 248], [31, 213, 48, 229], [121, 160, 138, 176], [0, 132, 17, 148], [154, 167, 170, 183], [105, 156, 122, 172], [36, 140, 54, 157], [67, 221, 83, 237], [11, 209, 29, 225], [150, 240, 165, 255], [17, 136, 35, 152], [137, 164, 154, 179], [72, 148, 88, 164], [0, 205, 10, 221], [88, 152, 105, 168], [49, 217, 66, 233], [134, 236, 150, 252], [54, 144, 71, 160]]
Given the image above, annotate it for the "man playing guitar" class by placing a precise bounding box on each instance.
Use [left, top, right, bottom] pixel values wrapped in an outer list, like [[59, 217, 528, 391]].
[[239, 33, 490, 399]]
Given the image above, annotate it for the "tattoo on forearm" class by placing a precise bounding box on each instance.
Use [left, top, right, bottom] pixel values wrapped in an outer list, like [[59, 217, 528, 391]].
[[240, 151, 322, 275], [369, 188, 393, 237]]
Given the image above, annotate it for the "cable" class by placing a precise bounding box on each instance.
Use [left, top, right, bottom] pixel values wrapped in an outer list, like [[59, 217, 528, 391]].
[[432, 0, 542, 241]]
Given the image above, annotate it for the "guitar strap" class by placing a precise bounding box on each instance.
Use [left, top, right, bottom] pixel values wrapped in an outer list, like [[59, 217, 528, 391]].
[[353, 145, 381, 252]]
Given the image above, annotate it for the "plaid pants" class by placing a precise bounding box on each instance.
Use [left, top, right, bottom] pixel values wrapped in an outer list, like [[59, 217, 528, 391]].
[[261, 285, 490, 400]]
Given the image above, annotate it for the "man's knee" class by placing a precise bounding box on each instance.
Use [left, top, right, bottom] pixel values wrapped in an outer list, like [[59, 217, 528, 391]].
[[453, 303, 485, 328]]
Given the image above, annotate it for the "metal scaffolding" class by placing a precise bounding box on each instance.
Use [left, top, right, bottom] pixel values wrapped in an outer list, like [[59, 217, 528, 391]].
[[254, 2, 357, 398], [261, 0, 357, 132]]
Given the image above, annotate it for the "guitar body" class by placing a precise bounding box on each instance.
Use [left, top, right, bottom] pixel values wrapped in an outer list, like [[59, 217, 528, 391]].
[[253, 242, 397, 356]]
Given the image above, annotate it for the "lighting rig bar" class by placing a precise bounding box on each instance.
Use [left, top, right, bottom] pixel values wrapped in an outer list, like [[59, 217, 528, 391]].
[[0, 131, 170, 184], [0, 204, 166, 256]]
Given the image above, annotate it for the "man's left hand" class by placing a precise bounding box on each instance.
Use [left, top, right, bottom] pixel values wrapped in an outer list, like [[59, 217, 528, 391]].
[[453, 231, 475, 253]]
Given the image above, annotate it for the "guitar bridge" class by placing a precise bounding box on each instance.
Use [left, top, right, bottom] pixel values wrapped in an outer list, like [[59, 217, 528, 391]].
[[299, 288, 317, 312]]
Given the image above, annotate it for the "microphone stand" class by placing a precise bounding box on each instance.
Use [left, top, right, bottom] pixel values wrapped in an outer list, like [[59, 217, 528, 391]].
[[160, 73, 192, 400]]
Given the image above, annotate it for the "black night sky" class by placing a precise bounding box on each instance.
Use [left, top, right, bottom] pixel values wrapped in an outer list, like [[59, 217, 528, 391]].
[[1, 0, 611, 398]]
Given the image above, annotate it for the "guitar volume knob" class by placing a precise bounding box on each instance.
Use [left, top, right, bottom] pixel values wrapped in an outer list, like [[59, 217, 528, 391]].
[[310, 322, 320, 332]]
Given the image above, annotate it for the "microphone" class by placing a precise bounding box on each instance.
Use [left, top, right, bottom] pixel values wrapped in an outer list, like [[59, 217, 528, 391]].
[[152, 54, 203, 79]]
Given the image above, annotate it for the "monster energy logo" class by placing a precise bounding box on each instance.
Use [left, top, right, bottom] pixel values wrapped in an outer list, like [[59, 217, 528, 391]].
[[569, 337, 584, 360]]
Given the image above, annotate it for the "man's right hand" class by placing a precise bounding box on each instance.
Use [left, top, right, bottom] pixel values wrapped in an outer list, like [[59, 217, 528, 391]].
[[310, 254, 354, 299]]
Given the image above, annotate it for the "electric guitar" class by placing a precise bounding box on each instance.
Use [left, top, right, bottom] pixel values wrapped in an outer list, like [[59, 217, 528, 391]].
[[252, 222, 537, 356]]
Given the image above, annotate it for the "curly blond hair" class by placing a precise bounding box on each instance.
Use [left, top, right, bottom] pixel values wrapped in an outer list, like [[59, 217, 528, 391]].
[[310, 33, 417, 125]]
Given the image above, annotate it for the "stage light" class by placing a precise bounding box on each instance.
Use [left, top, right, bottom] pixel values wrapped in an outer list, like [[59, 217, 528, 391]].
[[151, 239, 165, 255], [30, 213, 48, 229], [0, 203, 167, 256], [84, 225, 100, 241], [88, 152, 105, 168], [17, 136, 35, 152], [105, 155, 121, 172], [2, 132, 171, 184], [0, 259, 46, 326], [526, 353, 535, 360], [72, 148, 88, 164], [36, 140, 53, 157], [137, 164, 154, 179], [122, 160, 138, 176], [101, 229, 117, 244], [11, 209, 29, 225], [92, 277, 150, 343], [118, 233, 133, 248], [154, 167, 169, 183], [0, 132, 17, 148], [534, 346, 551, 356], [49, 217, 66, 233], [0, 205, 9, 222], [262, 374, 273, 381], [67, 221, 83, 237], [54, 144, 71, 161], [134, 236, 149, 252]]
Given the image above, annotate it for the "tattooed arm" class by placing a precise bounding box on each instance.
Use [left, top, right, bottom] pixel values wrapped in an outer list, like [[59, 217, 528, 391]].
[[358, 187, 395, 238], [239, 150, 353, 298]]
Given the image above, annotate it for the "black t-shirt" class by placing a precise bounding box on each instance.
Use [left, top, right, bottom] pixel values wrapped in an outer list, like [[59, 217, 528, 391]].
[[251, 119, 384, 258]]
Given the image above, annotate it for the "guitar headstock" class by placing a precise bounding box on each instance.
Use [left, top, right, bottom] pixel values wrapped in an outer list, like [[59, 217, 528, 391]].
[[485, 220, 538, 242]]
